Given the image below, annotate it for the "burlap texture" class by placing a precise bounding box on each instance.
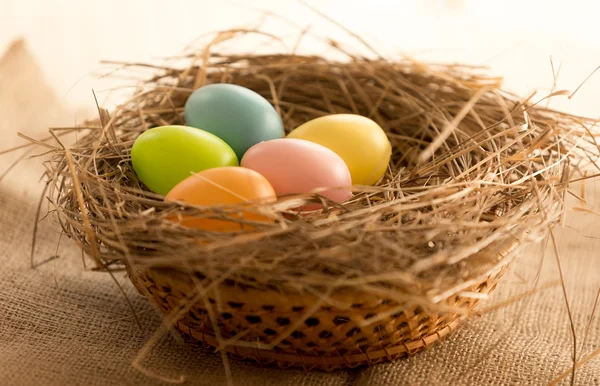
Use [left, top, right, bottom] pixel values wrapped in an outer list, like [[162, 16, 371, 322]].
[[0, 40, 598, 386]]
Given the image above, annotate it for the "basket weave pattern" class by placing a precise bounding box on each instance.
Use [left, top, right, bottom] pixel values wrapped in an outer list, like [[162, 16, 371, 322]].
[[129, 262, 509, 370]]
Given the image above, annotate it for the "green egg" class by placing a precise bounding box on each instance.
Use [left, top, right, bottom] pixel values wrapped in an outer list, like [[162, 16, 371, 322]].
[[184, 83, 284, 159], [131, 125, 238, 195]]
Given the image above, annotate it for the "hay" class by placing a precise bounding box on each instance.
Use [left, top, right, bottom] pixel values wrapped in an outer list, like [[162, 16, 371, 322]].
[[40, 30, 599, 314]]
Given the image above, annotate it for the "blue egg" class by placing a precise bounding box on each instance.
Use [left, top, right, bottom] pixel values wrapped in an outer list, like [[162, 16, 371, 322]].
[[184, 84, 284, 159]]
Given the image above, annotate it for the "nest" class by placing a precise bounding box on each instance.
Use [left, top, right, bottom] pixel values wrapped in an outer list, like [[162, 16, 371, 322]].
[[41, 30, 599, 371]]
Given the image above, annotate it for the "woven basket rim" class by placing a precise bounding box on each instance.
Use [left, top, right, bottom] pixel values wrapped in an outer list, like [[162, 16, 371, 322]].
[[129, 236, 520, 307]]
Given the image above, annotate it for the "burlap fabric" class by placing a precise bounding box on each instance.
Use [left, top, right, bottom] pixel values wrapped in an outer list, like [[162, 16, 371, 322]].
[[0, 41, 598, 386]]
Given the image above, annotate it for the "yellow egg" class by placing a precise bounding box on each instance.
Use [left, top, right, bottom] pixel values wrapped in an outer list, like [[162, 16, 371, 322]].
[[287, 114, 392, 185]]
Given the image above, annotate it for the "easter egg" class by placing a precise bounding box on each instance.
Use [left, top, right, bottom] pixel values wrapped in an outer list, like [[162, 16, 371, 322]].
[[241, 138, 352, 208], [184, 83, 284, 159], [164, 167, 276, 232], [287, 114, 392, 185], [131, 125, 238, 195]]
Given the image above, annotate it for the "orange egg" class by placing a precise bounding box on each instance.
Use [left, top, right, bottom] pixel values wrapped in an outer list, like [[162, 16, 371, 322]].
[[164, 167, 276, 232]]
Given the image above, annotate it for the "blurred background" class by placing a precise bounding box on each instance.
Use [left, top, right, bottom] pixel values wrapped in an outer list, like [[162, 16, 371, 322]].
[[1, 0, 600, 116]]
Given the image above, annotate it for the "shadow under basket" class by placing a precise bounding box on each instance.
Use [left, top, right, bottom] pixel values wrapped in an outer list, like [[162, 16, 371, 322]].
[[127, 241, 516, 371]]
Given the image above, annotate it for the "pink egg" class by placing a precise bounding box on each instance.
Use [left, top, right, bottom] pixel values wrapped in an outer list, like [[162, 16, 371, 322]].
[[241, 138, 352, 208]]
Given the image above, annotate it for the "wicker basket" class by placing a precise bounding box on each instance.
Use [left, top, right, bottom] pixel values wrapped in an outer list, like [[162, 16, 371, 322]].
[[40, 31, 587, 373], [127, 239, 517, 371]]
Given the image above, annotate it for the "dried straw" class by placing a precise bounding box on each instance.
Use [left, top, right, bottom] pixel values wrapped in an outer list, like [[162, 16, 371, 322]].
[[36, 29, 599, 341]]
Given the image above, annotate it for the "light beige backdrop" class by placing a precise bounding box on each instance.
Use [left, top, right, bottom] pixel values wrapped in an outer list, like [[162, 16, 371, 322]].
[[0, 2, 599, 385]]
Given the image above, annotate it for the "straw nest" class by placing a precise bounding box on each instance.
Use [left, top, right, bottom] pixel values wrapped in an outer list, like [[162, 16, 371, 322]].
[[40, 30, 599, 370]]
